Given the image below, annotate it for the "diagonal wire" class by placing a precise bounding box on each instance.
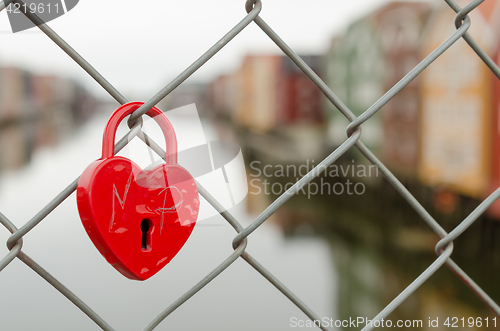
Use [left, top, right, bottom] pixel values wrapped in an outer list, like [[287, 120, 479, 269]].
[[436, 187, 500, 254], [361, 244, 454, 331], [3, 2, 332, 330], [346, 13, 471, 136], [134, 0, 500, 321], [6, 122, 143, 249], [244, 0, 355, 122], [445, 0, 500, 79], [17, 251, 116, 331], [236, 0, 500, 315], [233, 0, 468, 244], [235, 0, 500, 318], [127, 0, 263, 124], [230, 0, 469, 244], [231, 3, 364, 245], [138, 133, 320, 331], [11, 0, 127, 104], [0, 0, 498, 329], [135, 128, 332, 331], [347, 0, 492, 135], [355, 141, 500, 315], [435, 188, 500, 315], [143, 237, 247, 331], [0, 212, 115, 330], [443, 259, 500, 314], [241, 252, 333, 331], [232, 130, 361, 248], [0, 212, 22, 272]]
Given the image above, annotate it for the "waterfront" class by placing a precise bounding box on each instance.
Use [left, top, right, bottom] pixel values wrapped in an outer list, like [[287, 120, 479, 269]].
[[0, 112, 499, 330], [0, 114, 334, 330]]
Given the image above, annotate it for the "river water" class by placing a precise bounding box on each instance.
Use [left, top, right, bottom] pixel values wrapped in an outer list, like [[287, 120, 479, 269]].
[[0, 113, 335, 331], [1, 111, 498, 331]]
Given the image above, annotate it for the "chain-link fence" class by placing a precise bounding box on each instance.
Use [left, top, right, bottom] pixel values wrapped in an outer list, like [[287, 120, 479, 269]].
[[0, 0, 499, 330]]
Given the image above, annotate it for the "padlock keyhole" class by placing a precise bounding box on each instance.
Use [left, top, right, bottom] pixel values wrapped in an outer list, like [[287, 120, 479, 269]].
[[141, 219, 152, 251]]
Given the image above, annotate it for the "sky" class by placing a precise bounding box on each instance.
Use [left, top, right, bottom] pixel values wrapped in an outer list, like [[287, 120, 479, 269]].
[[1, 1, 494, 329], [0, 0, 389, 101], [0, 3, 356, 327], [0, 113, 335, 330]]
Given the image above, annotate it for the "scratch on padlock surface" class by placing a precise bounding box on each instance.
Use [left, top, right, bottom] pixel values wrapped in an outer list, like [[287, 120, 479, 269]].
[[158, 186, 184, 234], [110, 171, 134, 232]]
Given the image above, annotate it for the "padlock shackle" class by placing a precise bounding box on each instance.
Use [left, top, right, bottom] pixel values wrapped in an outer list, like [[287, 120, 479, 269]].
[[102, 102, 177, 163]]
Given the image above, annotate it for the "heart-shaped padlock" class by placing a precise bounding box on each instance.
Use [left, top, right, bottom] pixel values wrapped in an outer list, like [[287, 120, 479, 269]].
[[77, 102, 199, 280]]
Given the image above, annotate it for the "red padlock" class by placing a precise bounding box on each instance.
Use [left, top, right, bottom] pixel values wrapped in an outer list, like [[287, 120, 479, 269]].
[[77, 102, 199, 280]]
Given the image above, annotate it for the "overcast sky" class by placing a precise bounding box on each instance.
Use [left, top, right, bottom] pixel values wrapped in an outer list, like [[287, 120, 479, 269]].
[[0, 4, 355, 328], [0, 0, 389, 101]]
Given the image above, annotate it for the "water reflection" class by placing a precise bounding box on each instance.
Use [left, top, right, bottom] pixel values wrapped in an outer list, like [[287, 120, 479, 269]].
[[274, 184, 500, 330], [3, 110, 499, 330], [0, 114, 333, 330]]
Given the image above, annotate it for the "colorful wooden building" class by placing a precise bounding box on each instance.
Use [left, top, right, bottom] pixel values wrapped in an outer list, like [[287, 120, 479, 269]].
[[374, 1, 431, 177], [418, 0, 498, 198], [208, 74, 237, 119], [486, 1, 500, 217], [234, 55, 281, 133], [234, 55, 323, 133], [324, 14, 385, 156]]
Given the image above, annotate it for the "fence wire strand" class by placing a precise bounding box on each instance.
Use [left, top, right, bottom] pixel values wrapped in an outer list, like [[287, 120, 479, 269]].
[[0, 0, 499, 330]]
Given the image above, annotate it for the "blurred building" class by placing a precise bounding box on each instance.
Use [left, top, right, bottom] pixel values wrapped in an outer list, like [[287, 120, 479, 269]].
[[277, 55, 323, 125], [99, 0, 500, 222], [0, 67, 98, 173], [234, 55, 323, 132], [324, 13, 385, 156], [161, 83, 209, 114], [0, 67, 29, 122], [208, 74, 237, 120], [0, 67, 32, 170], [375, 1, 431, 177], [418, 0, 500, 199], [231, 55, 324, 161], [488, 1, 500, 218]]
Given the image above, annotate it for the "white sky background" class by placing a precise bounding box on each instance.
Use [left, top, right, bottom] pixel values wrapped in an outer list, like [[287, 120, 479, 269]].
[[0, 0, 389, 101]]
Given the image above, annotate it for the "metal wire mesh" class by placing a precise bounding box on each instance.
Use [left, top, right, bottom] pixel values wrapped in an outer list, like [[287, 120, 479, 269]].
[[0, 0, 499, 330]]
